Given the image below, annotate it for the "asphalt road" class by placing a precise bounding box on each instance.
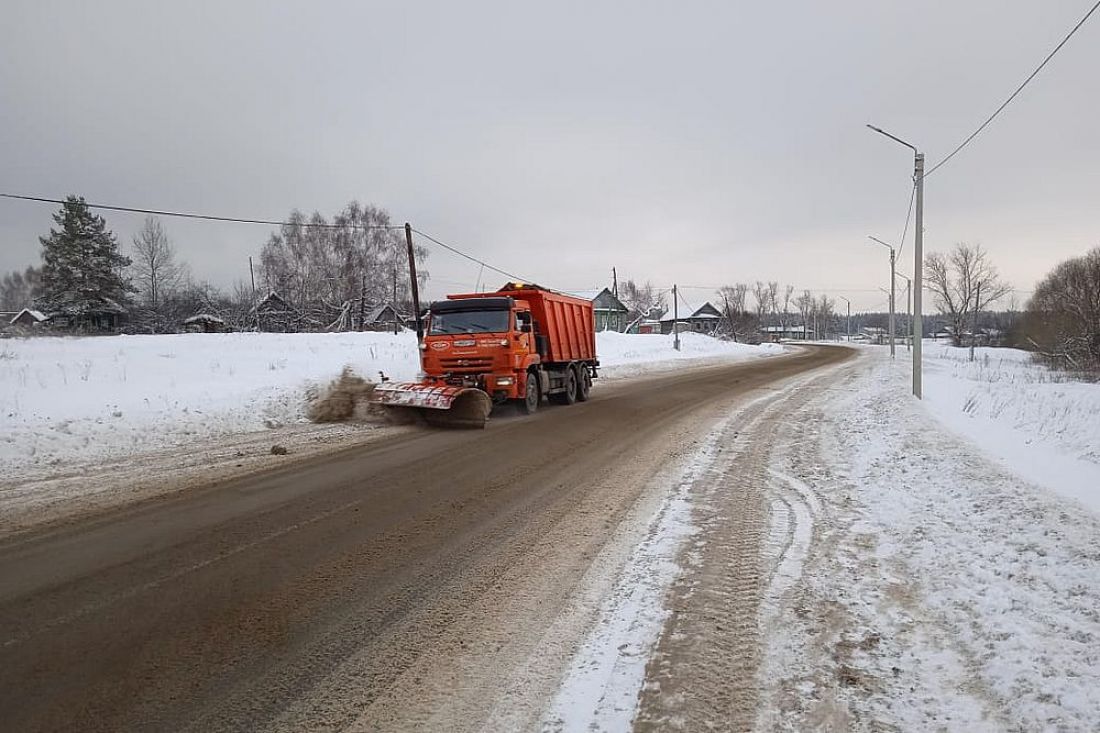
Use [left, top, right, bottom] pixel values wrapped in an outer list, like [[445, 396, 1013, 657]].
[[0, 345, 851, 732]]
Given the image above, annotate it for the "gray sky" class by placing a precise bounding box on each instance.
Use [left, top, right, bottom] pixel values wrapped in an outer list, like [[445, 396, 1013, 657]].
[[2, 0, 1097, 311]]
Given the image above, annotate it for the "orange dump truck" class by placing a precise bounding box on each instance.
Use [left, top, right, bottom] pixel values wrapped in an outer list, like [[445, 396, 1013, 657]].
[[371, 282, 599, 428]]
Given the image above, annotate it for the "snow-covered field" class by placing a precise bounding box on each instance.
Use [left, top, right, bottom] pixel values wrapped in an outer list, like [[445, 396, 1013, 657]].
[[0, 330, 779, 478], [921, 342, 1100, 513]]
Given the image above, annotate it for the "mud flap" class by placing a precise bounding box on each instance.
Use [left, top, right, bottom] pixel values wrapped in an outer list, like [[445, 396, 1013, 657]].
[[370, 383, 492, 429]]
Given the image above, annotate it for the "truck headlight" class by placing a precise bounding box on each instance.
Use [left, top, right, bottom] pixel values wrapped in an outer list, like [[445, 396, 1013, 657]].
[[495, 376, 514, 386]]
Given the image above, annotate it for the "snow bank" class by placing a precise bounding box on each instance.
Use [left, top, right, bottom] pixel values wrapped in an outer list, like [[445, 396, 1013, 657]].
[[0, 330, 777, 477], [0, 332, 422, 478], [918, 343, 1100, 513]]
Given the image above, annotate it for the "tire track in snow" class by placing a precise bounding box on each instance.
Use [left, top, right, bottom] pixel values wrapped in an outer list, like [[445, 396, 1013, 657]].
[[633, 365, 846, 732]]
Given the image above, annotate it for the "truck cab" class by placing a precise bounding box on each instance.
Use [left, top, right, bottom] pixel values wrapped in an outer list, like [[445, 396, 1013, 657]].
[[421, 296, 539, 403]]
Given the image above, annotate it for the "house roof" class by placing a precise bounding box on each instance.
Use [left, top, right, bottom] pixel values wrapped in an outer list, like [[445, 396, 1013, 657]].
[[364, 303, 405, 322], [691, 302, 722, 318], [183, 313, 226, 325], [252, 291, 296, 313], [10, 308, 47, 324], [660, 301, 722, 322], [567, 287, 628, 312]]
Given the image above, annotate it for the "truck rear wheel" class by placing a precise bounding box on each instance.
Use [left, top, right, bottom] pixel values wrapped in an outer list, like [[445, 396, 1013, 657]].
[[576, 367, 592, 402], [520, 371, 540, 414], [554, 368, 578, 405]]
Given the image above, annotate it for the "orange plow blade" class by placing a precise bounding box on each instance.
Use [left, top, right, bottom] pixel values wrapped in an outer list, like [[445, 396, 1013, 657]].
[[370, 383, 492, 429]]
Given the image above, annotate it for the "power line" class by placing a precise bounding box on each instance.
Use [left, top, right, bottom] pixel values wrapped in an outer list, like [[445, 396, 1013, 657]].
[[409, 227, 533, 285], [676, 284, 891, 293], [896, 183, 917, 258], [925, 0, 1100, 178], [0, 192, 402, 230], [1, 191, 538, 289]]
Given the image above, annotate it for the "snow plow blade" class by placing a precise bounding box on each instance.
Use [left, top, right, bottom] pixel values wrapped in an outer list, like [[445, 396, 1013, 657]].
[[370, 383, 492, 429]]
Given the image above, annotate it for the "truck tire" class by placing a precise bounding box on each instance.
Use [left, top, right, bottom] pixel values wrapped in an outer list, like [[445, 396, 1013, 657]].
[[554, 367, 578, 405], [576, 367, 592, 402], [520, 370, 540, 414]]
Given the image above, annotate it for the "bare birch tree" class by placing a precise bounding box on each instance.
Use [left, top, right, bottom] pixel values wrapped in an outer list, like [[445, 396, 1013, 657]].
[[717, 283, 751, 341], [925, 243, 1010, 346]]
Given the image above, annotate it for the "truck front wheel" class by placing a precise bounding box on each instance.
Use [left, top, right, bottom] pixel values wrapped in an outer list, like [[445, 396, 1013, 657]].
[[520, 371, 540, 414]]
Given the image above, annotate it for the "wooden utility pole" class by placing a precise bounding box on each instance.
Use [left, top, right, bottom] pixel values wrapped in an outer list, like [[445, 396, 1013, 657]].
[[612, 267, 620, 332], [405, 223, 423, 343], [248, 256, 258, 331]]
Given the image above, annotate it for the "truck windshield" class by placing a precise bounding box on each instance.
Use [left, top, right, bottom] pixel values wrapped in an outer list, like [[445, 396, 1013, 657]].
[[429, 309, 511, 335]]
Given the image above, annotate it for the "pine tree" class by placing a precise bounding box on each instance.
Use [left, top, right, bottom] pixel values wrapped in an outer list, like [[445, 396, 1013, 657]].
[[37, 196, 133, 323]]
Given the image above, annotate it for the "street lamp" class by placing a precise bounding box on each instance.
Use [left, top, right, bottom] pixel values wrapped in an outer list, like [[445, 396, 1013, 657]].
[[867, 124, 924, 399], [868, 235, 896, 359], [895, 271, 912, 352], [837, 295, 851, 342]]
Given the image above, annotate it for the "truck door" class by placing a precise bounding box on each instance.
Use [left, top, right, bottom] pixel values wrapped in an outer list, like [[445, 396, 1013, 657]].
[[515, 311, 534, 354]]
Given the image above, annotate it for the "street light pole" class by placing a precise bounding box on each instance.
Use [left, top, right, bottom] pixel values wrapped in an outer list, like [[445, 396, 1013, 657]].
[[867, 124, 924, 398], [868, 236, 896, 359], [837, 295, 851, 342], [913, 153, 925, 398]]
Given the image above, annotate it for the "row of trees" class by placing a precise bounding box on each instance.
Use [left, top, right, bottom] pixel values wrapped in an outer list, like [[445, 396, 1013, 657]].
[[1, 196, 426, 333], [714, 282, 837, 342], [1021, 247, 1100, 371], [257, 202, 427, 331]]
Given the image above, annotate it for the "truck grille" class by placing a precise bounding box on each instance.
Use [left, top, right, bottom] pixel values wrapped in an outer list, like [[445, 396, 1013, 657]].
[[439, 357, 494, 372]]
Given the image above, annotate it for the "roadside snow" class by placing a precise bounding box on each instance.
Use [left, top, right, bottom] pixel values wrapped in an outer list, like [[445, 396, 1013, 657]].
[[541, 412, 724, 730], [755, 351, 1100, 731], [0, 330, 777, 479], [921, 342, 1100, 513]]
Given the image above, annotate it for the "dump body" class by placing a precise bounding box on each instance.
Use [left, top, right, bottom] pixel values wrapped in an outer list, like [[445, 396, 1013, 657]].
[[370, 283, 599, 427], [442, 284, 596, 365]]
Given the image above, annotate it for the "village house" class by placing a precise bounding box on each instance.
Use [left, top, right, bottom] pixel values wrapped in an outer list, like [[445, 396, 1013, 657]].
[[182, 313, 229, 333], [362, 303, 406, 332], [8, 308, 47, 329], [660, 302, 723, 335], [760, 324, 810, 342], [44, 298, 127, 331], [569, 288, 629, 332], [252, 291, 300, 332]]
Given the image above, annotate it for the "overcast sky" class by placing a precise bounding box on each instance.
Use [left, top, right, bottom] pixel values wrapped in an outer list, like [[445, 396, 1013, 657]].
[[2, 1, 1097, 311]]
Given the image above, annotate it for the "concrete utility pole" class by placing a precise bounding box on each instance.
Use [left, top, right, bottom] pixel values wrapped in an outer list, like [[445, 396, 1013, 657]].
[[672, 284, 681, 351], [895, 272, 912, 352], [868, 236, 896, 358], [914, 153, 925, 397], [837, 295, 851, 341], [868, 123, 924, 397]]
